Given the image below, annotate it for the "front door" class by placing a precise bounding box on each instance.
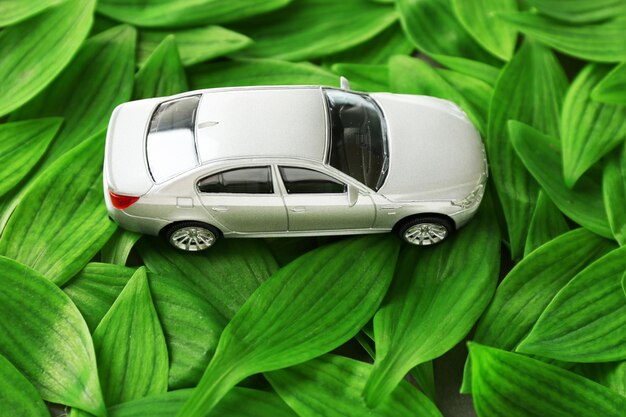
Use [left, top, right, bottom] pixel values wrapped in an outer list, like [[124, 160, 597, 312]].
[[278, 165, 375, 231], [196, 166, 287, 233]]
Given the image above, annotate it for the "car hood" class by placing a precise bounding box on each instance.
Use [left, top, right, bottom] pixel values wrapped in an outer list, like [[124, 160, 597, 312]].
[[370, 93, 485, 202]]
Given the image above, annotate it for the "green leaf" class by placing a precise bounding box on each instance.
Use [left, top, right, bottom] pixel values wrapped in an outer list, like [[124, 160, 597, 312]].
[[109, 388, 298, 417], [462, 228, 615, 392], [233, 0, 398, 61], [500, 12, 626, 63], [363, 207, 499, 406], [0, 354, 49, 417], [93, 267, 168, 406], [0, 0, 63, 27], [517, 246, 626, 362], [0, 0, 95, 117], [134, 35, 188, 100], [189, 58, 339, 90], [603, 143, 626, 245], [592, 62, 626, 105], [0, 131, 116, 286], [526, 0, 626, 23], [429, 55, 500, 86], [138, 238, 278, 320], [561, 64, 626, 187], [396, 0, 497, 64], [508, 121, 613, 239], [438, 68, 494, 129], [267, 355, 442, 417], [524, 190, 569, 256], [101, 230, 142, 265], [264, 237, 320, 267], [388, 55, 488, 134], [12, 25, 136, 166], [322, 23, 413, 66], [177, 236, 399, 416], [577, 361, 626, 397], [0, 257, 104, 416], [0, 118, 62, 198], [452, 0, 518, 60], [97, 0, 291, 28], [470, 344, 626, 417], [331, 64, 388, 92], [487, 41, 568, 259], [138, 26, 252, 67]]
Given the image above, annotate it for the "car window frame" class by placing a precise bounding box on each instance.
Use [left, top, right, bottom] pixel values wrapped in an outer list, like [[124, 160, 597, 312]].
[[195, 165, 276, 195], [275, 164, 348, 196]]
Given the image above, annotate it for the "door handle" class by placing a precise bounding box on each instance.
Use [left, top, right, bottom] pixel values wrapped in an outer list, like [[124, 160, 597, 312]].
[[211, 206, 229, 212], [290, 206, 306, 213]]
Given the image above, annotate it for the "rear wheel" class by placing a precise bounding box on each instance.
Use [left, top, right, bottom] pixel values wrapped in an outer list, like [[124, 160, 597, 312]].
[[164, 221, 220, 251], [396, 216, 454, 246]]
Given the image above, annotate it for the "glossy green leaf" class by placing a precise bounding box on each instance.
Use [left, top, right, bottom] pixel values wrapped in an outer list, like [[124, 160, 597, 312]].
[[0, 0, 63, 27], [389, 55, 488, 134], [267, 355, 442, 417], [138, 26, 252, 67], [97, 0, 291, 28], [470, 344, 626, 417], [430, 55, 500, 86], [0, 118, 62, 198], [0, 131, 116, 286], [331, 64, 388, 92], [12, 25, 136, 165], [487, 41, 568, 259], [396, 0, 497, 64], [508, 121, 613, 238], [0, 257, 104, 416], [500, 12, 626, 63], [189, 58, 339, 90], [0, 354, 49, 417], [524, 190, 569, 256], [517, 246, 626, 362], [603, 144, 626, 245], [322, 23, 413, 66], [577, 361, 626, 397], [363, 207, 499, 406], [110, 388, 298, 417], [177, 236, 399, 416], [561, 64, 626, 187], [0, 0, 94, 117], [592, 62, 626, 105], [93, 267, 168, 406], [526, 0, 626, 23], [101, 230, 142, 265], [134, 35, 188, 100], [233, 0, 397, 61], [438, 68, 494, 129], [452, 0, 518, 60], [139, 238, 278, 319], [462, 228, 615, 392]]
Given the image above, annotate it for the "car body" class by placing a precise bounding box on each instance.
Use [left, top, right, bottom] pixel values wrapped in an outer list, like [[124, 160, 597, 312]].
[[104, 81, 487, 251]]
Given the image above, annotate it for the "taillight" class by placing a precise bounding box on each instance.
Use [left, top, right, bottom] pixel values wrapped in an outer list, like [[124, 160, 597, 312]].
[[109, 190, 139, 209]]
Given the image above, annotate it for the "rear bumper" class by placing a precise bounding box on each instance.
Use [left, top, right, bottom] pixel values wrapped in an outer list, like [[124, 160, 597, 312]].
[[104, 191, 168, 236]]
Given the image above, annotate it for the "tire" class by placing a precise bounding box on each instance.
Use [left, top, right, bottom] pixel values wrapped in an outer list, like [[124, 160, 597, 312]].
[[164, 221, 220, 252], [396, 216, 454, 246]]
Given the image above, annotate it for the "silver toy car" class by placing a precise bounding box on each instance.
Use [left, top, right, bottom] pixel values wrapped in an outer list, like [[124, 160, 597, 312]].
[[104, 79, 487, 252]]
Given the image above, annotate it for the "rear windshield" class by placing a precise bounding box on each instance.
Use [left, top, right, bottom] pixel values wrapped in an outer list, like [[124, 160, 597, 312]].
[[146, 95, 200, 183]]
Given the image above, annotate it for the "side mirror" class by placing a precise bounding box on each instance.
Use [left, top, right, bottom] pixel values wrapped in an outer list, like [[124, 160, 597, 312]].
[[340, 76, 351, 91], [347, 184, 359, 207]]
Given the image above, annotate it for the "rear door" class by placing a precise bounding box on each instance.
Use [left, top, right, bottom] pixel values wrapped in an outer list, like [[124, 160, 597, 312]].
[[196, 166, 288, 233]]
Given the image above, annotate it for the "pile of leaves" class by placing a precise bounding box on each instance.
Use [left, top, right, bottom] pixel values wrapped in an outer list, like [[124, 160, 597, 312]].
[[0, 0, 625, 416]]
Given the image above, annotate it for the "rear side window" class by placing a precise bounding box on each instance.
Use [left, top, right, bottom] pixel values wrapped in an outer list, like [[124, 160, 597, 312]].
[[197, 166, 273, 194], [279, 166, 345, 194]]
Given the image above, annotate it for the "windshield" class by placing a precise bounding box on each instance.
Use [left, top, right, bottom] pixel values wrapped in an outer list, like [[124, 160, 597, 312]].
[[323, 89, 388, 190], [146, 95, 200, 183]]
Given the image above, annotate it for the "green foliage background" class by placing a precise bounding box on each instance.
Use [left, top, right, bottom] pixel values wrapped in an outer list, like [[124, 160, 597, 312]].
[[0, 0, 625, 416]]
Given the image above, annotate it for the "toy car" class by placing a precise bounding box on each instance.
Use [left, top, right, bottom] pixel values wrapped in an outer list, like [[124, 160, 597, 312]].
[[104, 78, 487, 251]]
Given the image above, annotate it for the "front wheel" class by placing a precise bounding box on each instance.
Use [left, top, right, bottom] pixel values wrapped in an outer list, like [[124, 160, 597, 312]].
[[164, 221, 220, 252], [397, 216, 454, 246]]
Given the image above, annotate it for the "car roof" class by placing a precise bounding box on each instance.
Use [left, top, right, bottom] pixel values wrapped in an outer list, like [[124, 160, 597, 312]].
[[193, 86, 328, 164]]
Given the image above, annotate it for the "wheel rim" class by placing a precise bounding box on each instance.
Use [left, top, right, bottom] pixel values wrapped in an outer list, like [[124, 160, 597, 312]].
[[403, 222, 448, 246], [169, 227, 216, 251]]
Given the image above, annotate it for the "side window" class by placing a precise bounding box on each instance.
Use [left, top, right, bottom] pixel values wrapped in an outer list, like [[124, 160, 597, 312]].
[[279, 166, 346, 194], [197, 166, 273, 194]]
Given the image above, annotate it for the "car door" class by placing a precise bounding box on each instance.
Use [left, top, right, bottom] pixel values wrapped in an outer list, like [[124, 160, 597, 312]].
[[277, 165, 375, 231], [196, 165, 288, 233]]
